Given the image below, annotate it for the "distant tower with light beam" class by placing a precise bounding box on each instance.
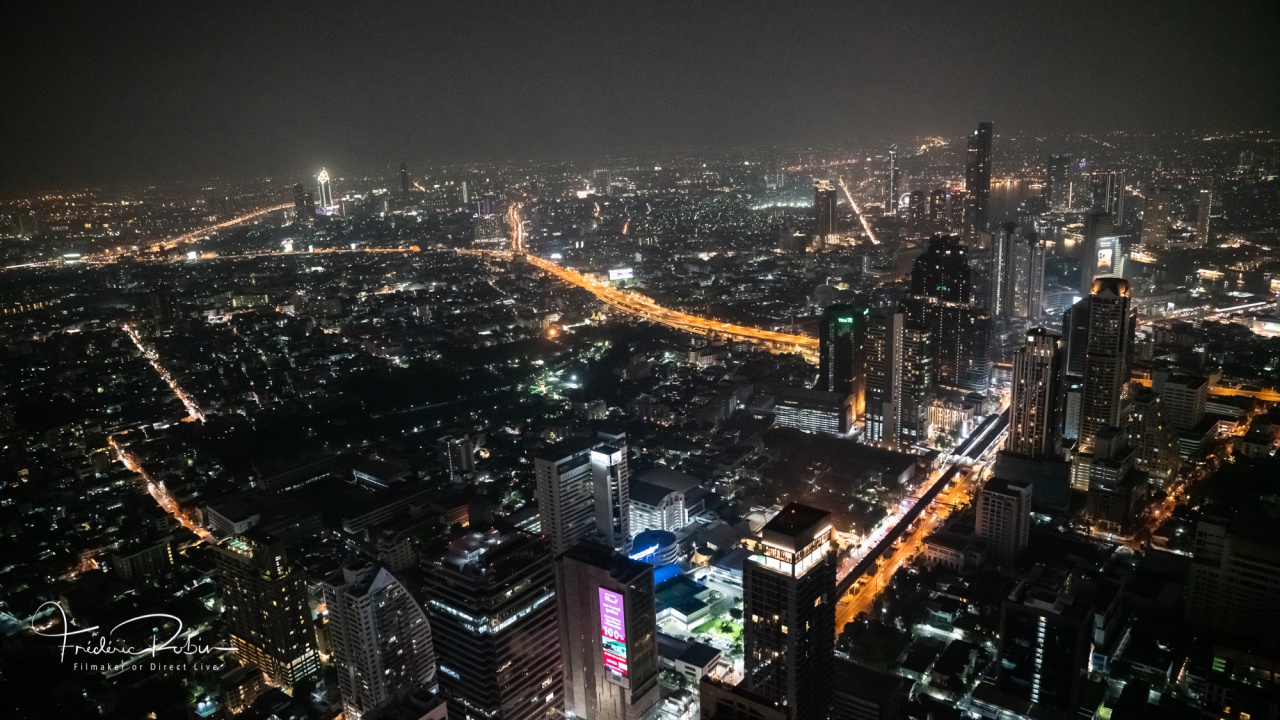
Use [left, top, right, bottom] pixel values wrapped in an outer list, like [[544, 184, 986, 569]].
[[317, 168, 334, 209]]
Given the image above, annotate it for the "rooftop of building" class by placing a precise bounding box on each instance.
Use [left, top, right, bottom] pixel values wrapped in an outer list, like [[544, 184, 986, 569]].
[[763, 502, 831, 539]]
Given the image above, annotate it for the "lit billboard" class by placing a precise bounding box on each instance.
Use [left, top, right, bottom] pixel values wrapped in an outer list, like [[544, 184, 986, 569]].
[[608, 268, 634, 281], [599, 588, 628, 676]]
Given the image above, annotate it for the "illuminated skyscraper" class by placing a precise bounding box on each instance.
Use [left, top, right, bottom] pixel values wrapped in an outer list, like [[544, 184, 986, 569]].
[[592, 433, 631, 552], [963, 122, 993, 242], [976, 477, 1032, 563], [400, 162, 410, 203], [317, 168, 334, 209], [535, 442, 596, 556], [1008, 328, 1063, 459], [322, 559, 437, 720], [422, 528, 562, 720], [864, 309, 903, 448], [814, 180, 838, 243], [1076, 278, 1135, 456], [1139, 189, 1170, 249], [1046, 154, 1071, 211], [886, 145, 900, 213], [1088, 170, 1126, 223], [557, 541, 659, 720], [743, 503, 836, 720], [818, 303, 869, 410], [994, 224, 1047, 321], [1079, 210, 1123, 296], [214, 533, 319, 690], [1196, 187, 1212, 246]]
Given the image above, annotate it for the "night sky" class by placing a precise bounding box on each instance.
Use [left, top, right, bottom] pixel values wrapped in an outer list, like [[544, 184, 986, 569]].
[[2, 0, 1277, 189]]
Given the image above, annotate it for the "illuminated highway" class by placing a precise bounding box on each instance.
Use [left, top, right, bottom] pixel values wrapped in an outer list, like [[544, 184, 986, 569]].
[[522, 252, 819, 360], [835, 411, 1009, 634]]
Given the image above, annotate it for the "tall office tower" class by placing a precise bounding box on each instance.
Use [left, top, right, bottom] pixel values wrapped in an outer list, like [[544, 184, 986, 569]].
[[1079, 210, 1122, 296], [1187, 518, 1280, 648], [293, 183, 311, 223], [928, 187, 948, 221], [1059, 299, 1090, 442], [322, 560, 437, 720], [975, 477, 1032, 563], [592, 433, 631, 552], [998, 569, 1093, 712], [535, 443, 595, 556], [865, 309, 904, 448], [963, 122, 993, 243], [150, 281, 179, 323], [744, 504, 836, 720], [1076, 278, 1135, 456], [460, 180, 469, 205], [907, 189, 924, 223], [422, 528, 562, 720], [886, 145, 900, 212], [899, 323, 934, 448], [317, 168, 334, 209], [557, 541, 660, 720], [1196, 187, 1212, 246], [1127, 389, 1179, 486], [1008, 329, 1063, 458], [214, 533, 320, 689], [1089, 170, 1126, 223], [1046, 154, 1072, 211], [995, 228, 1048, 321], [910, 235, 972, 304], [989, 223, 1013, 318], [818, 303, 869, 407], [814, 180, 838, 244], [1153, 370, 1208, 430], [400, 162, 410, 203], [954, 308, 992, 392], [595, 169, 613, 196], [1138, 189, 1170, 250]]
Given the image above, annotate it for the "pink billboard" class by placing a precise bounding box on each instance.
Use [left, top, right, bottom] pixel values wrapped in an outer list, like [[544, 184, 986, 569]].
[[599, 587, 628, 676]]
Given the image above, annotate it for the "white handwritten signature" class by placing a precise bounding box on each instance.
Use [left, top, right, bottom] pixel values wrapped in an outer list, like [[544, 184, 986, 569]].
[[32, 601, 235, 663]]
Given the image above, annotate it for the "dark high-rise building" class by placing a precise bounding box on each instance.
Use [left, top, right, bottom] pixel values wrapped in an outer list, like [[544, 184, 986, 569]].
[[998, 567, 1093, 712], [993, 224, 1047, 321], [928, 187, 948, 221], [818, 303, 869, 410], [963, 122, 993, 242], [886, 145, 900, 213], [1008, 328, 1063, 459], [214, 533, 320, 690], [1046, 154, 1071, 211], [422, 527, 562, 720], [1076, 278, 1135, 456], [909, 235, 972, 304], [535, 442, 595, 556], [557, 541, 659, 720], [814, 180, 838, 243], [1088, 170, 1126, 223], [908, 189, 925, 224], [1060, 298, 1090, 442], [829, 658, 907, 720], [400, 161, 410, 203], [976, 477, 1032, 564], [1139, 189, 1171, 250], [864, 309, 903, 448], [150, 281, 179, 324], [293, 182, 313, 223], [1196, 187, 1212, 246], [322, 560, 437, 720], [1079, 210, 1122, 296], [1128, 388, 1179, 486], [743, 503, 836, 720]]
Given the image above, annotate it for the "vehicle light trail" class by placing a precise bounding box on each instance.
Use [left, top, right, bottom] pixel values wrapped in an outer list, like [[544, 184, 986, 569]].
[[123, 323, 206, 421], [489, 204, 819, 361], [838, 178, 880, 245]]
